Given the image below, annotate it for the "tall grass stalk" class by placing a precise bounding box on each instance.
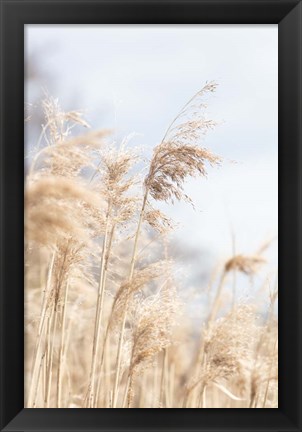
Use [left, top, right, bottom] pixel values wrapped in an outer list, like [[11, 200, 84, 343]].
[[86, 203, 112, 407], [112, 191, 148, 407], [56, 280, 69, 407], [27, 251, 56, 407]]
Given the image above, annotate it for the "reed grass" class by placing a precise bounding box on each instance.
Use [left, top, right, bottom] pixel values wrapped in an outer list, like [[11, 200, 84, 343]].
[[25, 85, 278, 408]]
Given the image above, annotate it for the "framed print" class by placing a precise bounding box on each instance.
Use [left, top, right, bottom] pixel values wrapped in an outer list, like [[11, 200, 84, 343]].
[[0, 0, 301, 431]]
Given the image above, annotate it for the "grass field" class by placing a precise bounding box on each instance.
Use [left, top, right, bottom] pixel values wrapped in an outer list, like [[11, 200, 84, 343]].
[[25, 84, 278, 408]]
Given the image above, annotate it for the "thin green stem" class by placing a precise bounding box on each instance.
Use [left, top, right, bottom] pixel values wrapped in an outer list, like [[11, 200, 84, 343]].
[[86, 204, 111, 407]]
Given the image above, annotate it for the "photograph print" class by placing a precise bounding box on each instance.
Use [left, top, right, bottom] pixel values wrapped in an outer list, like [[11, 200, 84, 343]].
[[24, 24, 278, 408]]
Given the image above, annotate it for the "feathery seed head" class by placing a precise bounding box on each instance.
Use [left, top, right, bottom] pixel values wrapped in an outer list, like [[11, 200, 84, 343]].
[[202, 305, 258, 384], [225, 255, 266, 276], [144, 82, 221, 204], [145, 142, 221, 204]]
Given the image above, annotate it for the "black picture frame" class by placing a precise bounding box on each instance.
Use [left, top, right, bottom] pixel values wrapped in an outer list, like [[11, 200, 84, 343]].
[[0, 0, 301, 431]]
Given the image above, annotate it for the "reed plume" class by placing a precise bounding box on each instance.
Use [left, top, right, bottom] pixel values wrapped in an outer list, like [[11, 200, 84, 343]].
[[26, 98, 107, 408], [85, 142, 139, 407], [185, 305, 258, 408], [126, 285, 179, 407], [112, 83, 221, 406]]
